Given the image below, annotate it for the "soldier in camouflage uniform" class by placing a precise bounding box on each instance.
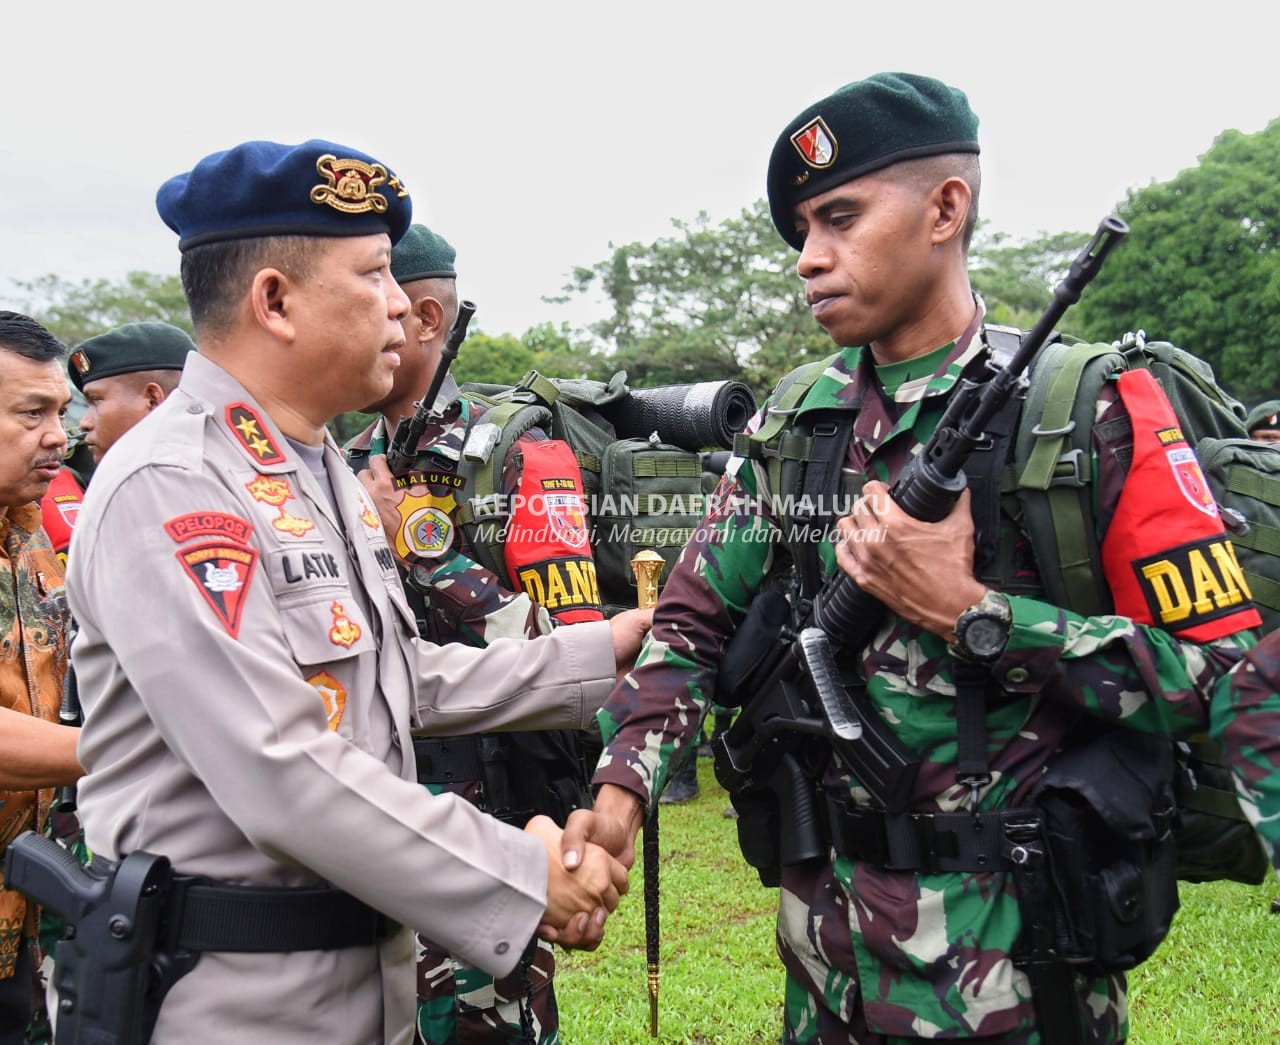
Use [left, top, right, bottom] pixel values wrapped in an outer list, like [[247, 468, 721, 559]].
[[1212, 628, 1280, 870], [347, 224, 603, 1045], [564, 73, 1259, 1043]]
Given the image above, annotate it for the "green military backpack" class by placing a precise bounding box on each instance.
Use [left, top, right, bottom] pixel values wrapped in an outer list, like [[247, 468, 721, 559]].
[[455, 370, 754, 616], [1011, 329, 1276, 885]]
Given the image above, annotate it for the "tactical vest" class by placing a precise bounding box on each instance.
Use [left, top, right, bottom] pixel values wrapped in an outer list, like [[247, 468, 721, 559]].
[[738, 324, 1268, 890]]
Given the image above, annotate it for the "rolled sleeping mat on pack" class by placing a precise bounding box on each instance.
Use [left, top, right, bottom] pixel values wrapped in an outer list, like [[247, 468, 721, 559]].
[[602, 380, 758, 451]]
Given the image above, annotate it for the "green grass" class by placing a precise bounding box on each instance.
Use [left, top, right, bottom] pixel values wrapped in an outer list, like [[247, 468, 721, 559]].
[[556, 759, 1280, 1043]]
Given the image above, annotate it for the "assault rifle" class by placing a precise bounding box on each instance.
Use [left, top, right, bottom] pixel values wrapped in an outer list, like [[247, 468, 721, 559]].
[[712, 216, 1129, 885], [387, 300, 477, 474]]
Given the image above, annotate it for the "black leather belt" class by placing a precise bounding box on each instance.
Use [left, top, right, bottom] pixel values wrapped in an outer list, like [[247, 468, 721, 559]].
[[92, 858, 396, 952], [826, 794, 1033, 874]]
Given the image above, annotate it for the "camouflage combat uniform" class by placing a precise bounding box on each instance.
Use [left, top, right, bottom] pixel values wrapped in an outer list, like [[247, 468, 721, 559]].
[[595, 322, 1253, 1043], [1211, 628, 1280, 871], [348, 381, 584, 1045]]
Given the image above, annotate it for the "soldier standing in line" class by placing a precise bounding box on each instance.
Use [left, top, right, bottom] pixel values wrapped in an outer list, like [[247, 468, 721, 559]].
[[348, 223, 603, 1044]]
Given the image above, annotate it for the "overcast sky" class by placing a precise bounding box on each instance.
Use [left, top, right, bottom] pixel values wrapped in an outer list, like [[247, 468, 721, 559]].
[[4, 2, 1276, 339]]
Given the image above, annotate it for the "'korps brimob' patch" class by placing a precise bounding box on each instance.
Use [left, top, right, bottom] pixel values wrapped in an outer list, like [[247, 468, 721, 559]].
[[177, 541, 259, 638], [791, 116, 838, 169], [226, 403, 286, 466]]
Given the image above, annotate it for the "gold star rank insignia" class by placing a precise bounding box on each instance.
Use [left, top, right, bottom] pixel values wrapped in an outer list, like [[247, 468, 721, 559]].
[[226, 402, 286, 466]]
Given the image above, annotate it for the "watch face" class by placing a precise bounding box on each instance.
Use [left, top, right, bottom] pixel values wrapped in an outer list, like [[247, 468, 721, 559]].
[[964, 616, 1008, 657]]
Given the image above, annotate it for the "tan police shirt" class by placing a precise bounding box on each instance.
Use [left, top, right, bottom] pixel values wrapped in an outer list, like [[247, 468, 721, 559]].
[[67, 352, 617, 1044]]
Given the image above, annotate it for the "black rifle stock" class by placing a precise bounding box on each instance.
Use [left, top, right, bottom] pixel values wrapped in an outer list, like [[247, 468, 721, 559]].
[[387, 300, 477, 474], [712, 217, 1129, 881]]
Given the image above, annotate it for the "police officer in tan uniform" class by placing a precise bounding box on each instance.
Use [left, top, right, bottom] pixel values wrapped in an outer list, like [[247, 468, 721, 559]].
[[64, 139, 647, 1045]]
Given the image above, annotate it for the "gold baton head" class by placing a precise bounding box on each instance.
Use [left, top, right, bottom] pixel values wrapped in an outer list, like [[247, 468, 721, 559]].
[[630, 549, 666, 610]]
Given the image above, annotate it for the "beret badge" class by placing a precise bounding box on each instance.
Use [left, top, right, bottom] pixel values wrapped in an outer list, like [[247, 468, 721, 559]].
[[791, 116, 838, 171], [311, 155, 390, 216], [71, 349, 91, 375]]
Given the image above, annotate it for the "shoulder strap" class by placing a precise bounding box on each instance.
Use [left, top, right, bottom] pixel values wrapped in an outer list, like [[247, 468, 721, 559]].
[[1012, 340, 1126, 616], [454, 384, 555, 582]]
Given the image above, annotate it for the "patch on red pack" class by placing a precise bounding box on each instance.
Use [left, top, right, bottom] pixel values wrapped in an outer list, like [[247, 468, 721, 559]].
[[306, 670, 347, 731], [177, 542, 259, 638], [164, 512, 254, 545], [543, 490, 590, 549], [1167, 446, 1219, 518], [226, 402, 287, 466], [328, 601, 362, 648]]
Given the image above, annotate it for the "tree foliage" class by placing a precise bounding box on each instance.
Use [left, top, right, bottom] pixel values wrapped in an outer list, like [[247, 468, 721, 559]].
[[1073, 119, 1280, 401], [12, 271, 191, 347], [970, 226, 1087, 333], [554, 200, 832, 396]]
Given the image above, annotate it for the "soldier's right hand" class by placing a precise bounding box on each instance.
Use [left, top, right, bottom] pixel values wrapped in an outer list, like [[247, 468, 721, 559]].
[[561, 784, 644, 870]]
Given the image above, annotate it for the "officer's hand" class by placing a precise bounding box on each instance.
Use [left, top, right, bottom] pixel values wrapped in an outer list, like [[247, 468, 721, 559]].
[[608, 608, 654, 682], [834, 481, 986, 640], [355, 454, 403, 543], [561, 784, 644, 870], [526, 815, 629, 950]]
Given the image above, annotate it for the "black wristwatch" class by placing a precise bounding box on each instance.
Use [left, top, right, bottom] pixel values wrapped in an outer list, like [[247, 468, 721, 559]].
[[951, 591, 1012, 663]]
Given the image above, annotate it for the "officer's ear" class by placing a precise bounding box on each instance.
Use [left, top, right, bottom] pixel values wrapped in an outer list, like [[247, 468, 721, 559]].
[[250, 267, 297, 343], [417, 296, 446, 343], [929, 176, 971, 249]]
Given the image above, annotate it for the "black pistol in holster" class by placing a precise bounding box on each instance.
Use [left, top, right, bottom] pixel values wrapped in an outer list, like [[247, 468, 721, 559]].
[[387, 300, 477, 475], [4, 831, 196, 1045]]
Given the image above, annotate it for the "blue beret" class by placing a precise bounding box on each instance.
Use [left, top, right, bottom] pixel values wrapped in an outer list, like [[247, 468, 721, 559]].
[[767, 72, 980, 250], [156, 139, 412, 251], [391, 224, 457, 284], [69, 322, 194, 392]]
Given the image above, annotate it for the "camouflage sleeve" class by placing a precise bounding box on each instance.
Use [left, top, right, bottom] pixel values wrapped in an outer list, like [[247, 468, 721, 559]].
[[991, 380, 1254, 736], [593, 435, 782, 806], [412, 552, 552, 647], [1210, 630, 1280, 869]]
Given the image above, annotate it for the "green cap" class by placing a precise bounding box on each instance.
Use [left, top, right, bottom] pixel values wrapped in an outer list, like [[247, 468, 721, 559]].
[[1246, 399, 1280, 434], [767, 72, 980, 250], [69, 321, 195, 392], [391, 223, 456, 284]]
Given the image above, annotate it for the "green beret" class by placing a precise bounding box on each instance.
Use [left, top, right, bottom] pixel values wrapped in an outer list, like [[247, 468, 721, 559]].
[[1246, 400, 1280, 434], [69, 322, 195, 392], [156, 139, 412, 251], [391, 224, 457, 284], [767, 72, 980, 250]]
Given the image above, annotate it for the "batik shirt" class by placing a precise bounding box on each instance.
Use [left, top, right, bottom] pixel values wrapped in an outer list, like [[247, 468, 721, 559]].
[[0, 502, 70, 978], [596, 325, 1253, 1039]]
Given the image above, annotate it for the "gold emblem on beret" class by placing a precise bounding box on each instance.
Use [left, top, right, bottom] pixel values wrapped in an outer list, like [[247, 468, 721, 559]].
[[311, 155, 390, 215], [791, 117, 838, 170], [70, 349, 91, 375]]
